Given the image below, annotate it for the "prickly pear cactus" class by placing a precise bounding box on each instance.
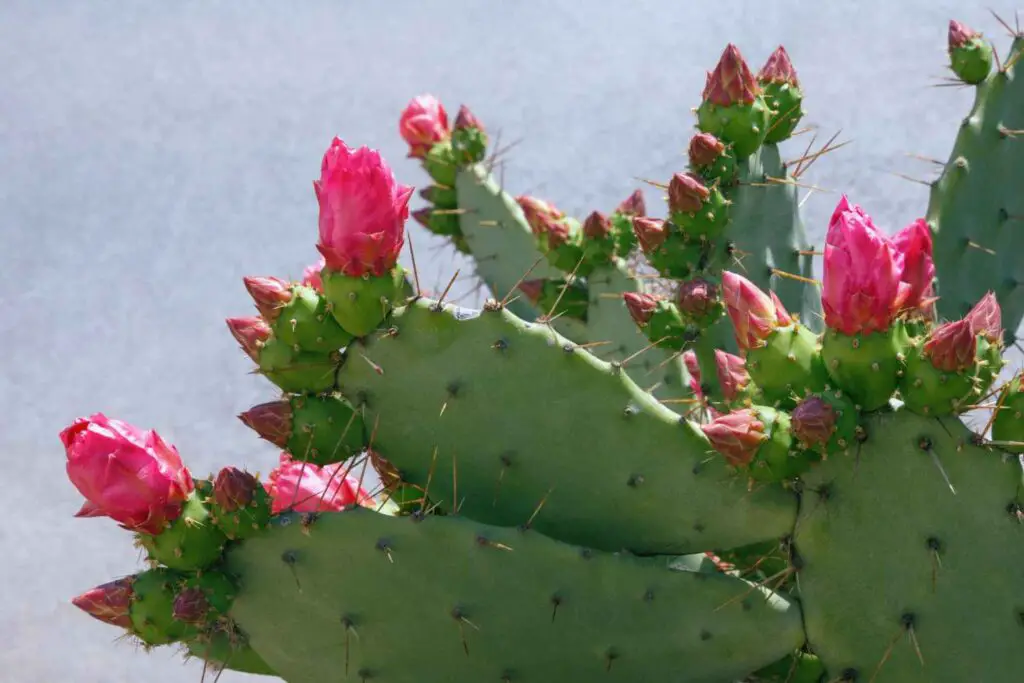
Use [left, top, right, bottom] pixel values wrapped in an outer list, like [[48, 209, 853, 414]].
[[66, 15, 1024, 683]]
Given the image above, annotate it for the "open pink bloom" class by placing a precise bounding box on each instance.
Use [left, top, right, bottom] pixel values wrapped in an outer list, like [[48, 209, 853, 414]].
[[722, 271, 789, 352], [822, 196, 910, 336], [701, 409, 767, 467], [398, 95, 450, 158], [923, 318, 977, 372], [301, 257, 326, 293], [891, 218, 935, 316], [61, 414, 194, 535], [72, 577, 134, 629], [702, 44, 760, 106], [265, 452, 375, 514], [315, 138, 413, 277], [243, 276, 293, 322], [965, 292, 1002, 342]]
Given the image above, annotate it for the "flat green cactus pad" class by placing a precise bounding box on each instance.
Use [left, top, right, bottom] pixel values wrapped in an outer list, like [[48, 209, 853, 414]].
[[337, 298, 797, 554], [794, 410, 1024, 683], [225, 508, 806, 683]]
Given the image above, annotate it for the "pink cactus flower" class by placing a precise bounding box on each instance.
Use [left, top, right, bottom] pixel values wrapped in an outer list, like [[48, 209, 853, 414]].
[[315, 138, 413, 278], [71, 577, 134, 629], [722, 271, 790, 352], [923, 318, 977, 372], [243, 276, 293, 322], [226, 316, 271, 362], [265, 452, 375, 514], [398, 94, 450, 159], [965, 291, 1003, 343], [301, 257, 326, 293], [891, 218, 935, 316], [758, 46, 799, 85], [702, 44, 760, 106], [615, 189, 646, 217], [61, 414, 194, 535], [822, 196, 910, 336], [701, 409, 767, 467], [623, 292, 660, 326]]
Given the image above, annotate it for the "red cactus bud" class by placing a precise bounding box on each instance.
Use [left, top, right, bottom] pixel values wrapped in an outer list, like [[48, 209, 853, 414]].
[[678, 277, 719, 318], [582, 211, 612, 240], [791, 397, 837, 447], [412, 207, 433, 228], [924, 318, 977, 372], [668, 172, 710, 214], [948, 20, 979, 50], [545, 220, 573, 250], [714, 350, 750, 402], [517, 279, 545, 304], [758, 46, 799, 85], [454, 104, 485, 132], [238, 401, 292, 449], [615, 189, 646, 217], [516, 195, 564, 236], [212, 466, 261, 512], [72, 577, 134, 629], [965, 292, 1002, 343], [632, 217, 667, 254], [172, 587, 209, 624], [701, 409, 767, 467], [688, 133, 726, 168], [623, 292, 660, 326], [226, 317, 271, 362], [722, 271, 788, 352], [243, 276, 293, 322], [702, 44, 760, 107]]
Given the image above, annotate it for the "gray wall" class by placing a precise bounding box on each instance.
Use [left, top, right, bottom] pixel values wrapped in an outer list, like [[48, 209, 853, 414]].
[[1, 1, 1006, 680]]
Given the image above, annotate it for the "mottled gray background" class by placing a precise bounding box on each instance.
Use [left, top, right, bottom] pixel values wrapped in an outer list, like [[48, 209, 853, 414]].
[[2, 1, 1015, 681]]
